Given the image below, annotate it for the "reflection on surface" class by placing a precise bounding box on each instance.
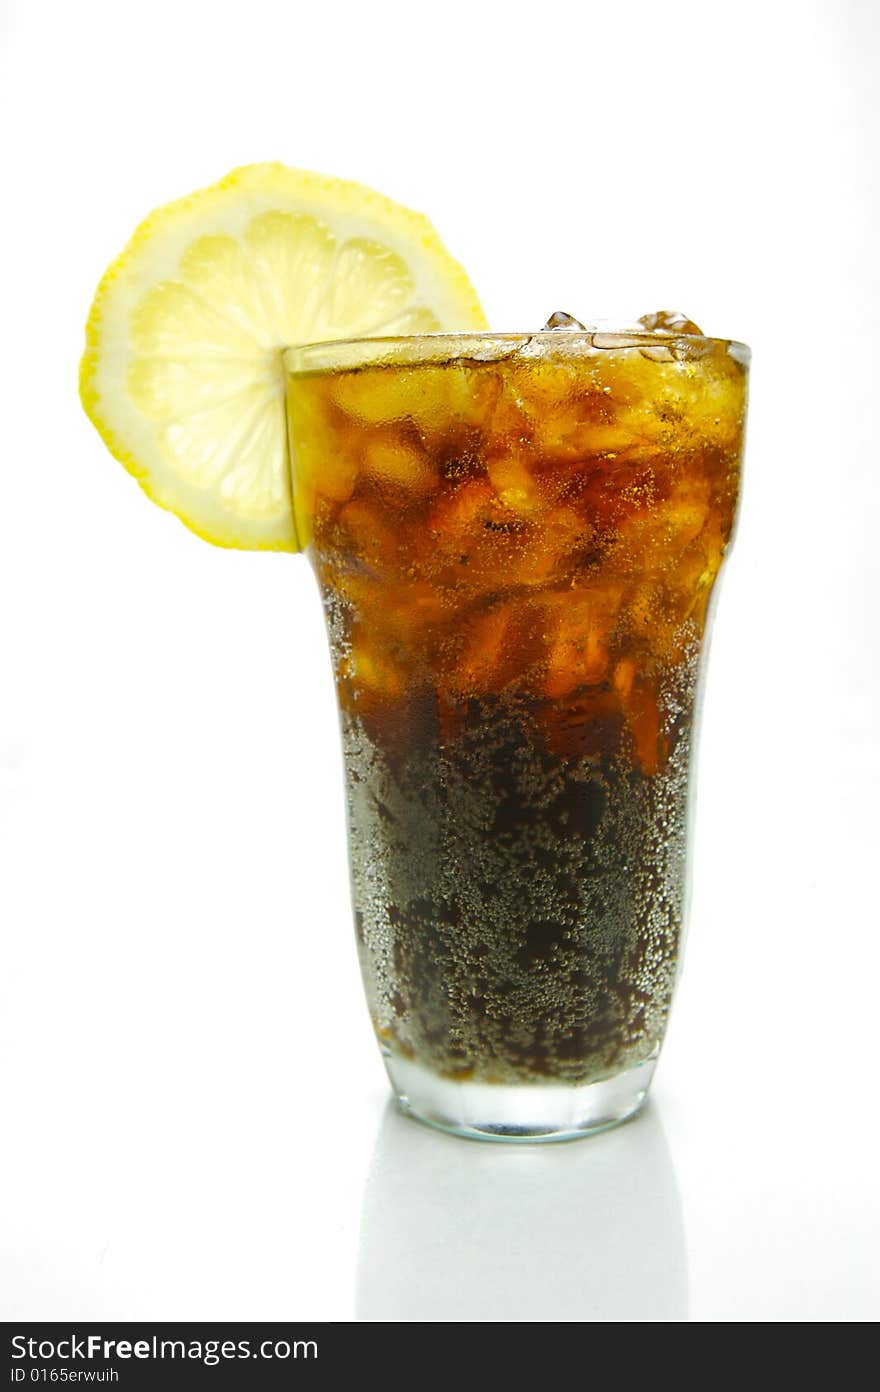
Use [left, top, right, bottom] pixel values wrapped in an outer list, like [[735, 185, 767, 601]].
[[357, 1100, 687, 1322]]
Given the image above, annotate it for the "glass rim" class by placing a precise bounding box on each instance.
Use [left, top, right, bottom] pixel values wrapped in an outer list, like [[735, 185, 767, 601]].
[[284, 329, 751, 376]]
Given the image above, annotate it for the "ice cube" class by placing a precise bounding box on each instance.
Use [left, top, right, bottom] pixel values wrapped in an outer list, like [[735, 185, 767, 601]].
[[637, 310, 710, 362], [542, 310, 589, 331], [638, 310, 704, 336]]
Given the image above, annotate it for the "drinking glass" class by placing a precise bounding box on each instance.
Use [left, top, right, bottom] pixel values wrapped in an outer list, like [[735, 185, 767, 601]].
[[285, 329, 748, 1141]]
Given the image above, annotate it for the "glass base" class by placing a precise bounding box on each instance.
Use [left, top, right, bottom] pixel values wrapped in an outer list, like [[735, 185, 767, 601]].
[[383, 1052, 657, 1144]]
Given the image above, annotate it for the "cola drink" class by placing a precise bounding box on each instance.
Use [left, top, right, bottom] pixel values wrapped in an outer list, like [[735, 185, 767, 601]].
[[285, 321, 748, 1140]]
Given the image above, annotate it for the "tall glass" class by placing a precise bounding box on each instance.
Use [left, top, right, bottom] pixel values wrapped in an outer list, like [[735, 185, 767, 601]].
[[285, 330, 748, 1142]]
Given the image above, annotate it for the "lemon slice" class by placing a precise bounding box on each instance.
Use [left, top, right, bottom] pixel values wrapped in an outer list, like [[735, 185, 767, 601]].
[[80, 163, 487, 551]]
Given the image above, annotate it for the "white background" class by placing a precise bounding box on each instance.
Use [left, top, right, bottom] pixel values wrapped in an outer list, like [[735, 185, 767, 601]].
[[1, 0, 878, 1322]]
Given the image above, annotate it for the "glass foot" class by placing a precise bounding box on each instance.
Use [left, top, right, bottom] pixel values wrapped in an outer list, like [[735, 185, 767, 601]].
[[383, 1053, 657, 1144]]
